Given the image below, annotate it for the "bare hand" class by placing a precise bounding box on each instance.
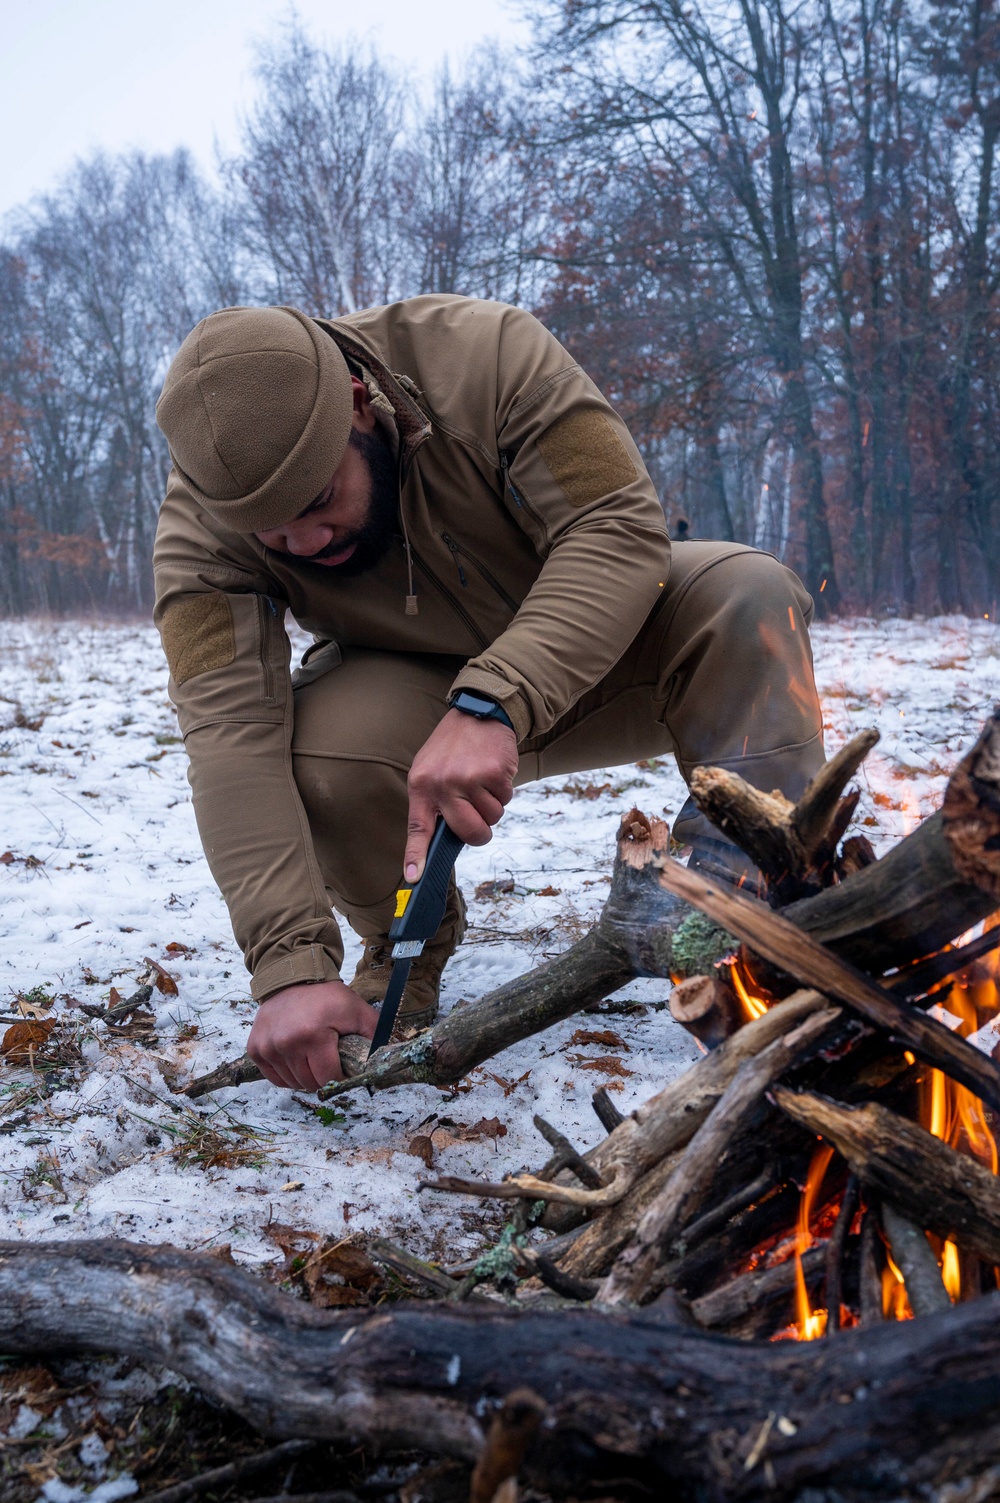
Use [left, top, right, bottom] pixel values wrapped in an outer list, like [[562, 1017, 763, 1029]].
[[247, 980, 377, 1091], [404, 708, 518, 882]]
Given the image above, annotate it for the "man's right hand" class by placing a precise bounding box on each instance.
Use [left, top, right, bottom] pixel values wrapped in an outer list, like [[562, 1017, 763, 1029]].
[[247, 980, 377, 1091]]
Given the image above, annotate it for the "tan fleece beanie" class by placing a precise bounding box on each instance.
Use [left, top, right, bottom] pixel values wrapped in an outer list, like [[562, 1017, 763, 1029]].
[[155, 305, 354, 533]]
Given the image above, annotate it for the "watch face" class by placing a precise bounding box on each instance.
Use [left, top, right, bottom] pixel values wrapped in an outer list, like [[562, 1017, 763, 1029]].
[[459, 693, 494, 716]]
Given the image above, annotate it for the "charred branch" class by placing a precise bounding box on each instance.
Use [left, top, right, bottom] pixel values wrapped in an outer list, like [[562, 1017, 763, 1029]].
[[658, 858, 1000, 1115], [688, 728, 879, 902], [774, 1089, 1000, 1266], [598, 1007, 841, 1306]]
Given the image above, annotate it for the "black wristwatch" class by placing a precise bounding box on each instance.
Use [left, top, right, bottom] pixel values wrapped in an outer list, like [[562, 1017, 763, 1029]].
[[451, 689, 515, 733]]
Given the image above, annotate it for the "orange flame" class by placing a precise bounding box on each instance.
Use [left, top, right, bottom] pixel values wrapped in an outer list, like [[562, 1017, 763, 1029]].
[[729, 961, 769, 1020], [917, 938, 1000, 1299], [941, 1239, 962, 1302], [730, 915, 1000, 1328], [882, 1248, 913, 1320], [793, 1143, 835, 1339]]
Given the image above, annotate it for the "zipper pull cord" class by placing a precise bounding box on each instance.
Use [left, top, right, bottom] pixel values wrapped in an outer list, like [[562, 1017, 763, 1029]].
[[396, 460, 419, 616]]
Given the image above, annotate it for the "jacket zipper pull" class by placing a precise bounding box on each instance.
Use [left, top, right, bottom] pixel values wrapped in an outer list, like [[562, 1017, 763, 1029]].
[[442, 534, 468, 587], [406, 595, 419, 615]]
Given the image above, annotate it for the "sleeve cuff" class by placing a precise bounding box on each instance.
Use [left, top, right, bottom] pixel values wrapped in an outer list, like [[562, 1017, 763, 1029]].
[[448, 668, 532, 742], [250, 944, 342, 1003]]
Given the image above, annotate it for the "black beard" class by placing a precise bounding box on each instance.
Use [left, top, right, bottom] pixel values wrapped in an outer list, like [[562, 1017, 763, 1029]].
[[268, 427, 399, 576]]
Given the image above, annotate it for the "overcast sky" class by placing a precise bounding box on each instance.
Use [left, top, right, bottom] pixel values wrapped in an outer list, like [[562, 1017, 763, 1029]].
[[0, 0, 528, 220]]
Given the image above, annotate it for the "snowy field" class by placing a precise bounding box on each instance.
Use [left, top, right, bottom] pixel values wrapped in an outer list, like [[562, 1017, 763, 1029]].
[[0, 614, 996, 1278]]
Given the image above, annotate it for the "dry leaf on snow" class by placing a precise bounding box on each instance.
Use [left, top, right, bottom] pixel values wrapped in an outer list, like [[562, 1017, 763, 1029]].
[[143, 956, 178, 995], [2, 1020, 56, 1061], [565, 1052, 634, 1078], [408, 1134, 435, 1168], [565, 1027, 629, 1051]]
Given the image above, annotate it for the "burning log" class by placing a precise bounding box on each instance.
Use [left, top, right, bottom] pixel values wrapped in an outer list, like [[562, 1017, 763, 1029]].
[[690, 1244, 827, 1330], [657, 858, 1000, 1115], [881, 1203, 951, 1317], [773, 1088, 1000, 1265], [824, 1174, 859, 1334], [596, 1008, 841, 1305], [858, 1208, 885, 1324]]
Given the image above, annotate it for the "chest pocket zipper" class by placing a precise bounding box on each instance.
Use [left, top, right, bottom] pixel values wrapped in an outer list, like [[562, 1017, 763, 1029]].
[[500, 449, 547, 535], [257, 595, 280, 705], [441, 533, 519, 611], [499, 450, 523, 509]]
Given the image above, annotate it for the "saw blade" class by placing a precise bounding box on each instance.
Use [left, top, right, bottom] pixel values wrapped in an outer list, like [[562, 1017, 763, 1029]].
[[367, 956, 413, 1058]]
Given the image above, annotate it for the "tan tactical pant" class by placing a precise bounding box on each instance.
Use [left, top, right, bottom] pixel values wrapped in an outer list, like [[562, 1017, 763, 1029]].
[[290, 542, 825, 941]]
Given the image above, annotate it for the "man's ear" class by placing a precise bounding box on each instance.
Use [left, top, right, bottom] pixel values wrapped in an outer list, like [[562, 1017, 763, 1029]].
[[350, 376, 377, 434]]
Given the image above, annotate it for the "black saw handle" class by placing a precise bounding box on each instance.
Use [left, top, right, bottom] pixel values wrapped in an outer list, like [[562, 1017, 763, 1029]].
[[388, 817, 465, 946]]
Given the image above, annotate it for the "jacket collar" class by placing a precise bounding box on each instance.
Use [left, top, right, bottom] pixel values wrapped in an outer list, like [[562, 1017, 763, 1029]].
[[316, 318, 431, 480]]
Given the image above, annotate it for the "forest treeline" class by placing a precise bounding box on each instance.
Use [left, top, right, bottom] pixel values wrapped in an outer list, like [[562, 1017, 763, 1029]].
[[1, 0, 998, 617]]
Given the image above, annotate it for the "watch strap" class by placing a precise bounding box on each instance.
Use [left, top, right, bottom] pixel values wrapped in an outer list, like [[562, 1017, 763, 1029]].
[[451, 689, 515, 733]]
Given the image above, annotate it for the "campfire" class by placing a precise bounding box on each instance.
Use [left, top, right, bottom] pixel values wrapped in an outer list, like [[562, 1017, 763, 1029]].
[[395, 712, 1000, 1341]]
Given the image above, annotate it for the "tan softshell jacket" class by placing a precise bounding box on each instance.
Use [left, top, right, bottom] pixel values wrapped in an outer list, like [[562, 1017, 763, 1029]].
[[153, 295, 671, 1000]]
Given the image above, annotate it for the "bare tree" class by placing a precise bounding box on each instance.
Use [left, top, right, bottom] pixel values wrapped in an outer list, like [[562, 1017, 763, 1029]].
[[394, 51, 547, 304], [231, 24, 404, 314], [528, 0, 842, 609]]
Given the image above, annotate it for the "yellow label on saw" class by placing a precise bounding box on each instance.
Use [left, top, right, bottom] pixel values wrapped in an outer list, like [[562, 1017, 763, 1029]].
[[394, 888, 412, 918]]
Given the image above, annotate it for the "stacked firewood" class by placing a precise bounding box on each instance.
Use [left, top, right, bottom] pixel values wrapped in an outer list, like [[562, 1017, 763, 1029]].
[[415, 714, 1000, 1338]]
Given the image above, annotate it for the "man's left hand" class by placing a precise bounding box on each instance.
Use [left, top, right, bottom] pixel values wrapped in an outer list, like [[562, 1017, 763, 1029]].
[[403, 708, 518, 881]]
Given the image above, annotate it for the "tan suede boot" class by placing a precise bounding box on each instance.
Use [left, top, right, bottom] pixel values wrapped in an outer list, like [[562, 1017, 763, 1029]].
[[348, 880, 467, 1037]]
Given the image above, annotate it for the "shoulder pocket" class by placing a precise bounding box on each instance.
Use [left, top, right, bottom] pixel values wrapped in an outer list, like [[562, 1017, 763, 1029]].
[[161, 592, 289, 734], [161, 595, 235, 686]]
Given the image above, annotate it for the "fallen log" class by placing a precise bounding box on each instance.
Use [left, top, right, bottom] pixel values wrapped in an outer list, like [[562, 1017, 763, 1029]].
[[9, 1239, 1000, 1499], [773, 1088, 1000, 1265], [185, 811, 720, 1100]]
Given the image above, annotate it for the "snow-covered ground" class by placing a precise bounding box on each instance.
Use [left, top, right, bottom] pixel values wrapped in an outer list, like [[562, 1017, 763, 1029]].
[[0, 615, 995, 1271]]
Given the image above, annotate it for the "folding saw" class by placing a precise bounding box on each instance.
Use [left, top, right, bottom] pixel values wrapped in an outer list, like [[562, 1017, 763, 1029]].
[[366, 817, 464, 1058]]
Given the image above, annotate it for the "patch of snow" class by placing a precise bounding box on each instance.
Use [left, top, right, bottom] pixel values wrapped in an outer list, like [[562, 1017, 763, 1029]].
[[77, 1433, 108, 1472], [7, 1403, 42, 1440], [38, 1478, 137, 1503]]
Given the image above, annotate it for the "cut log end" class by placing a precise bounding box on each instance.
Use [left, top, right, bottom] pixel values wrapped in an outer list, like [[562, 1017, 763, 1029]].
[[615, 807, 670, 869], [669, 974, 745, 1049]]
